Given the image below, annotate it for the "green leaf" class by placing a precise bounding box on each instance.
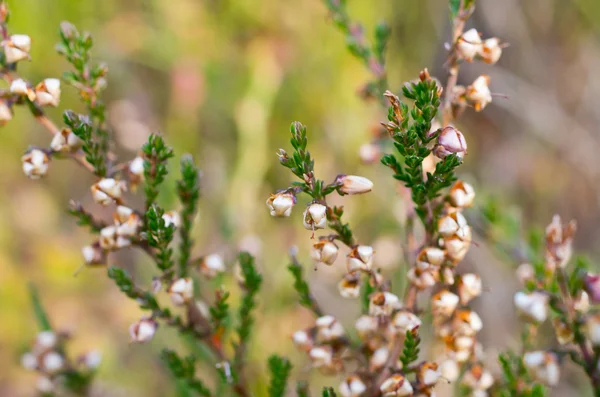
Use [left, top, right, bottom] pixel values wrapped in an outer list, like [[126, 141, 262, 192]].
[[267, 355, 292, 397], [176, 155, 201, 277], [322, 387, 337, 397], [162, 350, 212, 397], [399, 329, 421, 368], [28, 284, 52, 331]]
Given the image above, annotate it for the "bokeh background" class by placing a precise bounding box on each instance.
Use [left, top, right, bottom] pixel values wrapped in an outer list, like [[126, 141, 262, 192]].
[[1, 0, 600, 395]]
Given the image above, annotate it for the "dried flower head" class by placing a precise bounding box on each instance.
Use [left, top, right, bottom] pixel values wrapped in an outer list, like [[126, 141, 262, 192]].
[[449, 180, 475, 208], [10, 78, 35, 100], [311, 240, 339, 265], [339, 375, 367, 397], [432, 289, 460, 317], [514, 291, 549, 323], [347, 245, 374, 272], [369, 291, 402, 317], [168, 278, 194, 306], [466, 75, 492, 112], [35, 78, 61, 107], [162, 210, 181, 228], [0, 99, 13, 125], [82, 242, 106, 266], [292, 329, 314, 352], [545, 215, 576, 269], [457, 273, 482, 305], [456, 28, 482, 62], [523, 351, 560, 386], [50, 128, 83, 153], [380, 374, 413, 397], [91, 178, 127, 205], [338, 272, 361, 298], [3, 34, 31, 63], [303, 203, 327, 230], [199, 254, 226, 279], [480, 37, 503, 64], [22, 148, 49, 179], [315, 315, 345, 343], [392, 310, 421, 333]]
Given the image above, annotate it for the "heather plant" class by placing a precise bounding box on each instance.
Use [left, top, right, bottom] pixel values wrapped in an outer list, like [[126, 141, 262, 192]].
[[6, 0, 600, 396]]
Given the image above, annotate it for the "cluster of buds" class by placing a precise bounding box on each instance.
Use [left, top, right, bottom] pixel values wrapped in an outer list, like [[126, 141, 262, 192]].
[[453, 75, 493, 112], [10, 77, 61, 107], [91, 178, 127, 205], [21, 330, 101, 394], [456, 28, 503, 64], [2, 34, 31, 63], [292, 315, 346, 374]]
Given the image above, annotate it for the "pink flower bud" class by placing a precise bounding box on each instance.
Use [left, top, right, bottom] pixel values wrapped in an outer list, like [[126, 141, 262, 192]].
[[336, 175, 374, 195], [433, 126, 467, 160], [129, 318, 158, 343]]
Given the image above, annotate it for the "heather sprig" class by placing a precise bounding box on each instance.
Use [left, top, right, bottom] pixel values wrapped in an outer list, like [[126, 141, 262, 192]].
[[161, 350, 212, 397], [267, 355, 293, 397]]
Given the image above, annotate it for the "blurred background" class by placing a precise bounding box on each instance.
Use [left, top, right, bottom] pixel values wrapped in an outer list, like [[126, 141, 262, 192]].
[[1, 0, 599, 395]]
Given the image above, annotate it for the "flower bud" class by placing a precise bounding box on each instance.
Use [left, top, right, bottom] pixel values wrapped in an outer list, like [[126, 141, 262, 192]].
[[303, 203, 327, 230], [40, 351, 64, 373], [457, 273, 482, 305], [523, 351, 560, 386], [21, 353, 38, 370], [380, 374, 413, 397], [315, 315, 345, 343], [369, 291, 402, 317], [392, 310, 421, 333], [480, 37, 502, 64], [336, 174, 374, 195], [340, 375, 367, 397], [79, 350, 102, 370], [115, 206, 141, 237], [3, 34, 31, 63], [355, 315, 379, 340], [22, 149, 49, 179], [100, 225, 131, 250], [516, 263, 535, 285], [199, 254, 226, 279], [545, 215, 576, 268], [168, 278, 194, 306], [292, 329, 314, 352], [417, 247, 446, 268], [82, 242, 106, 266], [0, 99, 13, 125], [35, 78, 61, 107], [514, 291, 549, 323], [266, 191, 296, 217], [417, 362, 441, 386], [461, 364, 494, 391], [128, 156, 145, 187], [466, 75, 492, 112], [347, 245, 374, 272], [129, 318, 158, 343], [456, 28, 482, 62], [449, 181, 475, 208], [407, 266, 438, 290], [338, 272, 361, 298], [438, 211, 468, 238], [162, 210, 181, 228], [10, 78, 36, 101], [91, 178, 127, 205], [433, 126, 467, 160], [584, 273, 600, 304], [575, 291, 590, 313], [50, 128, 83, 153], [359, 143, 381, 164], [311, 240, 339, 265], [443, 233, 472, 263], [36, 377, 54, 393], [432, 290, 459, 317], [35, 331, 58, 351]]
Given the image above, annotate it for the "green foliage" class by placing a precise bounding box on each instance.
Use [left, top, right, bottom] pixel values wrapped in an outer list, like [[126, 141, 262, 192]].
[[296, 381, 311, 397], [210, 288, 230, 331], [233, 252, 263, 378], [107, 266, 159, 311], [287, 259, 323, 317], [144, 204, 176, 273], [381, 77, 458, 235], [322, 387, 337, 397], [498, 351, 546, 397], [161, 350, 212, 397], [142, 134, 175, 208], [279, 122, 313, 182], [28, 284, 52, 331], [361, 274, 375, 314], [326, 206, 355, 246], [267, 355, 292, 397], [63, 110, 106, 176], [68, 200, 105, 233], [450, 0, 476, 18], [399, 329, 421, 368], [177, 155, 201, 277], [57, 22, 110, 173]]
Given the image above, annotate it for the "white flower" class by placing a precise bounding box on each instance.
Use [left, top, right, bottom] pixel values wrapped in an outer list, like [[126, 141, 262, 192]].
[[35, 78, 61, 107], [337, 175, 374, 195], [311, 240, 339, 265], [339, 375, 367, 397], [516, 263, 535, 285], [380, 374, 413, 396], [418, 362, 441, 386], [514, 291, 549, 323], [0, 99, 12, 124], [91, 178, 127, 205], [50, 128, 83, 152], [480, 38, 502, 64], [454, 309, 483, 336], [100, 225, 131, 250], [433, 126, 467, 160], [10, 78, 35, 100], [129, 318, 158, 343], [36, 377, 54, 393], [21, 353, 38, 370], [392, 310, 421, 333], [438, 211, 469, 238], [115, 206, 141, 237], [370, 347, 389, 370], [462, 364, 494, 391], [432, 290, 459, 317], [407, 266, 438, 290], [309, 346, 333, 368], [41, 351, 64, 373], [162, 210, 181, 228], [585, 313, 600, 345], [355, 315, 378, 339], [359, 143, 381, 164], [303, 203, 327, 230], [168, 278, 194, 306], [449, 181, 475, 208], [523, 351, 560, 386], [466, 75, 492, 112], [22, 149, 49, 179], [200, 254, 226, 279], [417, 247, 445, 267], [82, 242, 105, 265], [292, 329, 313, 351], [266, 192, 296, 217], [456, 28, 482, 62], [458, 273, 482, 305], [316, 315, 345, 343], [81, 350, 102, 370], [36, 331, 58, 350], [347, 245, 374, 272], [444, 234, 472, 262], [3, 34, 31, 63], [440, 359, 460, 382], [338, 272, 361, 299], [369, 292, 402, 317]]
